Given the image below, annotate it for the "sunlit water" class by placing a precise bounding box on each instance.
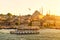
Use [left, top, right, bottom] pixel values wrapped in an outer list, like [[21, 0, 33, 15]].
[[0, 29, 60, 40]]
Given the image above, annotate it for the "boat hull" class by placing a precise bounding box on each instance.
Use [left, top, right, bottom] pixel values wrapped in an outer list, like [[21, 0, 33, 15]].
[[10, 31, 39, 35]]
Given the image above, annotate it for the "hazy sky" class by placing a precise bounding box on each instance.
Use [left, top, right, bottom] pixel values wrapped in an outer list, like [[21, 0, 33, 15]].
[[0, 0, 60, 16]]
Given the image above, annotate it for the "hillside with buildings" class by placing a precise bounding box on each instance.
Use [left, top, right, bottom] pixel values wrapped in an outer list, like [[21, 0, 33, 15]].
[[0, 13, 20, 29], [20, 10, 60, 29], [0, 10, 60, 29]]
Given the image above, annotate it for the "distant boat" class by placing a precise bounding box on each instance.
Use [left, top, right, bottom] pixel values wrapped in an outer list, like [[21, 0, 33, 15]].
[[10, 26, 40, 34]]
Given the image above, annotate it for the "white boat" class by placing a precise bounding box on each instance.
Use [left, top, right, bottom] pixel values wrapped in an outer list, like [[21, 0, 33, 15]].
[[10, 26, 40, 34]]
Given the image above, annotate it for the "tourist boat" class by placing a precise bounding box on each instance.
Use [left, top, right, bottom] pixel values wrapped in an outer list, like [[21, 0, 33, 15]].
[[10, 26, 40, 34]]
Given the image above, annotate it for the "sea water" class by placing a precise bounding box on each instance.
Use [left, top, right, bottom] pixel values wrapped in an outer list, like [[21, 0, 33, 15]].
[[0, 29, 60, 40]]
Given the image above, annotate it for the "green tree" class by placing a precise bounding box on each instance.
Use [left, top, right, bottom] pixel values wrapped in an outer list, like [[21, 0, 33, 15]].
[[7, 13, 12, 16]]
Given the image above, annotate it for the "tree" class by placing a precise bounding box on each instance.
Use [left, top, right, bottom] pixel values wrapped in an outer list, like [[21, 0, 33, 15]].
[[0, 14, 4, 16], [28, 21, 32, 26], [15, 22, 20, 25], [7, 13, 12, 16]]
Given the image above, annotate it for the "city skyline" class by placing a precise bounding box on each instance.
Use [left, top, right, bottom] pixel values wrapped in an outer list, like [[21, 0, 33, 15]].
[[0, 0, 60, 16]]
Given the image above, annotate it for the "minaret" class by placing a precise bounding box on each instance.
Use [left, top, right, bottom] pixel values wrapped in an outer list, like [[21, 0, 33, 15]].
[[40, 7, 43, 15], [41, 7, 43, 15], [46, 10, 50, 16], [48, 10, 50, 15], [54, 12, 56, 26]]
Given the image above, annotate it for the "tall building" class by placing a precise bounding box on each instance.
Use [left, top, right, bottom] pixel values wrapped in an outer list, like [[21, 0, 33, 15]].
[[31, 10, 44, 26], [31, 10, 44, 20]]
